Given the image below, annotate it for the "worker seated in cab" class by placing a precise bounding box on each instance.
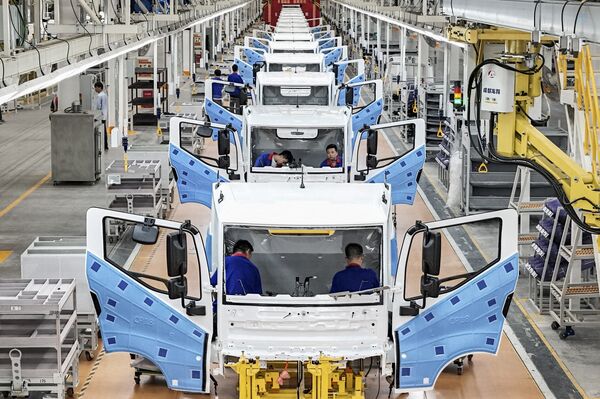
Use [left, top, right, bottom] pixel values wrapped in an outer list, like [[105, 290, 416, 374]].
[[211, 240, 263, 295], [320, 144, 342, 168], [330, 243, 379, 293], [254, 150, 294, 168]]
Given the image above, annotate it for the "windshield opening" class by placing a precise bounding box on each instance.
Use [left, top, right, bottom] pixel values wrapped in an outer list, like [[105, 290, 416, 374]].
[[269, 63, 321, 72], [262, 86, 329, 106], [222, 226, 382, 299], [251, 127, 345, 170], [273, 49, 315, 54]]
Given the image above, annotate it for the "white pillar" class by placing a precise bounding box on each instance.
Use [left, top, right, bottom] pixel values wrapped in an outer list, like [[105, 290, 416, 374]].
[[400, 27, 406, 82], [3, 0, 11, 56], [183, 29, 191, 78], [153, 40, 158, 114], [107, 58, 117, 127], [58, 73, 80, 109], [118, 55, 128, 138]]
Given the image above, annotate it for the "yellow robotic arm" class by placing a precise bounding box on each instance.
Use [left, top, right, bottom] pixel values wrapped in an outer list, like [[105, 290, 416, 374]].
[[466, 37, 600, 232]]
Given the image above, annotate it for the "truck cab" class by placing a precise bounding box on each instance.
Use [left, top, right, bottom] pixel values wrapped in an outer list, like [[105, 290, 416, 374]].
[[85, 184, 519, 396], [255, 71, 336, 106], [169, 109, 426, 207]]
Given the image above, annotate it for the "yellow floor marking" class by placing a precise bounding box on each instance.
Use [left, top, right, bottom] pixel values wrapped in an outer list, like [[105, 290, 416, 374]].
[[0, 172, 51, 218], [514, 297, 591, 399], [0, 250, 12, 263]]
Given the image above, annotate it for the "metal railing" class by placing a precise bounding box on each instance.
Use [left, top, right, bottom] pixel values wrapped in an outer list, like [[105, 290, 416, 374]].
[[574, 45, 600, 187]]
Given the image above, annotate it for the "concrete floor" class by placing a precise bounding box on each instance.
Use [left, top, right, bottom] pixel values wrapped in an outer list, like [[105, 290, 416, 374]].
[[0, 43, 599, 398]]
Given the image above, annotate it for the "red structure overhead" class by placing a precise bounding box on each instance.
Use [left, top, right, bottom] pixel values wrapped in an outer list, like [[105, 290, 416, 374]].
[[263, 0, 321, 27]]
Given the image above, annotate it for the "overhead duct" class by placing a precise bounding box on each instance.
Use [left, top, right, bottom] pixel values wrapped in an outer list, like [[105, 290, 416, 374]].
[[442, 0, 600, 43]]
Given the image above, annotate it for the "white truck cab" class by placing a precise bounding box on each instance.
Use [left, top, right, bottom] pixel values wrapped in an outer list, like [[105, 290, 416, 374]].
[[255, 71, 336, 106], [269, 40, 318, 53], [85, 184, 519, 396], [264, 52, 324, 72], [169, 109, 426, 207]]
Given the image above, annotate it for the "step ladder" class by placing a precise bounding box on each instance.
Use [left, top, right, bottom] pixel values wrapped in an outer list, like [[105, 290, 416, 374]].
[[548, 215, 600, 339], [509, 166, 545, 258]]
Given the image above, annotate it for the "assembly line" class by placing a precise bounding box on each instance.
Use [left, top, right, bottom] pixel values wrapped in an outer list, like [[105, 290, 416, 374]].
[[0, 1, 599, 399]]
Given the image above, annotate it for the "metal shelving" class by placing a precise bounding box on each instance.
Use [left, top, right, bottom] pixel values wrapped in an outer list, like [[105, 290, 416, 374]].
[[20, 237, 98, 360], [106, 160, 164, 219], [0, 279, 79, 399]]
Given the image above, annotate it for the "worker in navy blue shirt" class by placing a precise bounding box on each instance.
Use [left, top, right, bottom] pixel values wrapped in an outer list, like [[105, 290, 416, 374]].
[[254, 150, 294, 167], [212, 69, 224, 105], [210, 240, 262, 295], [228, 64, 245, 114], [320, 144, 343, 168], [330, 243, 380, 293]]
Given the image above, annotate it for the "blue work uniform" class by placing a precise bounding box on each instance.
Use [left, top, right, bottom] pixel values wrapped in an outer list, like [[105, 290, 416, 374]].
[[212, 253, 262, 295], [254, 152, 276, 167], [330, 264, 379, 293], [212, 77, 224, 101], [320, 155, 342, 168], [227, 72, 245, 97]]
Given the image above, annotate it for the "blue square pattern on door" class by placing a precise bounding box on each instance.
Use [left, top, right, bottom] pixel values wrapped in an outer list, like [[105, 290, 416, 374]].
[[395, 254, 518, 389], [86, 252, 208, 393]]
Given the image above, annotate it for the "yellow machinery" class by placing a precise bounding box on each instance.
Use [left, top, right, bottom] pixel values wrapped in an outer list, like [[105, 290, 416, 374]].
[[449, 26, 600, 233], [227, 355, 365, 398]]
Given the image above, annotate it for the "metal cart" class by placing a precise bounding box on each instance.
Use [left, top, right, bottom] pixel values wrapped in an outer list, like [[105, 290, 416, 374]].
[[0, 279, 79, 399], [20, 237, 99, 361]]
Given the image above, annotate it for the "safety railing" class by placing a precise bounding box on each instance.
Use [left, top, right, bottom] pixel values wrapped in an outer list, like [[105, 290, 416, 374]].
[[574, 45, 600, 187]]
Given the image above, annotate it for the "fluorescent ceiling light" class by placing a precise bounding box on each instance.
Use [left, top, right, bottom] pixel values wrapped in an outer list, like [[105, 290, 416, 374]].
[[0, 1, 250, 105]]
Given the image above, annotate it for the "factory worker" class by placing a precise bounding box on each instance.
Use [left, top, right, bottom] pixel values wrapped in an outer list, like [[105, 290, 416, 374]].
[[320, 144, 342, 168], [94, 82, 108, 151], [330, 243, 379, 293], [254, 150, 294, 167], [212, 69, 225, 105], [211, 240, 262, 295]]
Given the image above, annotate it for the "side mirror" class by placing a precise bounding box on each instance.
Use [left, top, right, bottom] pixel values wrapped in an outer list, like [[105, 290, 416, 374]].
[[367, 129, 378, 154], [217, 129, 230, 156], [132, 223, 159, 245], [218, 155, 231, 169], [196, 125, 213, 138], [422, 230, 441, 276], [166, 231, 187, 277], [332, 64, 339, 82], [345, 86, 354, 106]]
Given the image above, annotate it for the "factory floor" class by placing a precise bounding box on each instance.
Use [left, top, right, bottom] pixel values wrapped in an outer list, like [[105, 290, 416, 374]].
[[0, 69, 598, 399]]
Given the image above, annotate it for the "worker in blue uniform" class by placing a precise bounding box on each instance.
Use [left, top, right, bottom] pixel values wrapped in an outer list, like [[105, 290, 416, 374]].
[[210, 240, 262, 295], [330, 243, 379, 293], [212, 69, 224, 105], [254, 150, 294, 167], [320, 144, 343, 168], [228, 64, 245, 114]]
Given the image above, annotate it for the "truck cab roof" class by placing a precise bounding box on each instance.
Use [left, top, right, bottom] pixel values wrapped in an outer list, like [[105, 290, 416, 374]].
[[256, 71, 334, 87], [244, 105, 349, 127], [213, 182, 390, 226]]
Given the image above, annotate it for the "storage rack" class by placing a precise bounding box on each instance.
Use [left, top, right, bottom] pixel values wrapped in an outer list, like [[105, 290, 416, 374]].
[[127, 145, 176, 213], [421, 87, 446, 153], [157, 112, 199, 146], [434, 121, 456, 190], [525, 199, 566, 313], [129, 67, 169, 126], [105, 160, 164, 225], [20, 237, 98, 361], [0, 279, 79, 399]]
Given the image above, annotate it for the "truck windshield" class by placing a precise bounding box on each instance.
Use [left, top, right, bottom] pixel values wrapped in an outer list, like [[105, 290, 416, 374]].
[[251, 127, 344, 169], [269, 63, 321, 72], [262, 86, 329, 106], [222, 226, 382, 297]]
